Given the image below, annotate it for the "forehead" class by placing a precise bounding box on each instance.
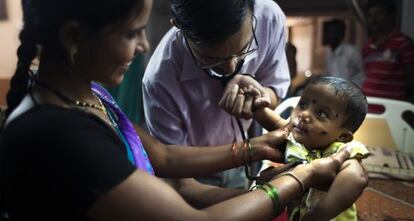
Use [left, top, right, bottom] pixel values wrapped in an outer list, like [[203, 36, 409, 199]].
[[301, 84, 347, 113]]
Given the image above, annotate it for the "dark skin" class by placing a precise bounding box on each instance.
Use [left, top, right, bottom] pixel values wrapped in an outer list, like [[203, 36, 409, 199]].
[[366, 5, 395, 43], [252, 84, 368, 221], [6, 0, 357, 219], [323, 25, 344, 52], [366, 5, 414, 100]]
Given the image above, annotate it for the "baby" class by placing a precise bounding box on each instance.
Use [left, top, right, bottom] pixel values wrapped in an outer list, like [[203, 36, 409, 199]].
[[253, 77, 369, 221]]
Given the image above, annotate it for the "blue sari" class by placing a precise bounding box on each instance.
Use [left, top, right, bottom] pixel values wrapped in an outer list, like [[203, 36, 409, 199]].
[[92, 83, 154, 175]]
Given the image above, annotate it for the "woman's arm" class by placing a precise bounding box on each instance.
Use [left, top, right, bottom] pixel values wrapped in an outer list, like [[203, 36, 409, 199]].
[[87, 148, 351, 221], [135, 125, 288, 178], [302, 159, 368, 221], [168, 178, 248, 209]]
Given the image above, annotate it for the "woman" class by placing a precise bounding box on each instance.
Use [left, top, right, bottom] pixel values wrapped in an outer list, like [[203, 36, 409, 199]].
[[1, 0, 352, 220]]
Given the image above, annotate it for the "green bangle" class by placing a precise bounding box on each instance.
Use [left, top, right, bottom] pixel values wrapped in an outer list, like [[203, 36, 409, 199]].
[[244, 139, 260, 180], [250, 183, 281, 216], [262, 183, 281, 216]]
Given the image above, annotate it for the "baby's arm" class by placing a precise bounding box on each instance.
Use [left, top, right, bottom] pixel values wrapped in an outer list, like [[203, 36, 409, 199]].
[[254, 107, 289, 131], [302, 159, 368, 221]]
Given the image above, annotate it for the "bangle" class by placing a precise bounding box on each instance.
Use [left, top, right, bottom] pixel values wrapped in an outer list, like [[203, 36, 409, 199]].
[[247, 139, 253, 164], [250, 183, 282, 216], [242, 140, 251, 164], [274, 171, 306, 195], [243, 139, 260, 180], [242, 139, 253, 164], [231, 142, 238, 167]]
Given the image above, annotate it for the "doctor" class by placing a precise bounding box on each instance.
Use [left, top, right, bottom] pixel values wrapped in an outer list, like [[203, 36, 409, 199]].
[[143, 0, 290, 188]]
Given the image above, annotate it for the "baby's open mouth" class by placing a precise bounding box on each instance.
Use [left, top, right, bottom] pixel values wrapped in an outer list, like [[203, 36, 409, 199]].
[[293, 118, 308, 134]]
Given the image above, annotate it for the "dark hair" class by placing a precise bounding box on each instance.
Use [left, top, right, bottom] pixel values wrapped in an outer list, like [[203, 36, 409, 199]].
[[285, 42, 297, 55], [307, 77, 368, 133], [5, 0, 142, 117], [365, 0, 397, 15], [324, 19, 346, 37], [171, 0, 255, 46]]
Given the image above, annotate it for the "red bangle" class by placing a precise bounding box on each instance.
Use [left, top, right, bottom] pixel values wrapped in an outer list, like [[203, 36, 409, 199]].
[[231, 142, 238, 166]]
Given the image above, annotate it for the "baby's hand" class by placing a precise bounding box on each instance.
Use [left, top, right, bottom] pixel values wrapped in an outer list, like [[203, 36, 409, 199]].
[[281, 121, 293, 133], [241, 86, 270, 109], [218, 74, 271, 119]]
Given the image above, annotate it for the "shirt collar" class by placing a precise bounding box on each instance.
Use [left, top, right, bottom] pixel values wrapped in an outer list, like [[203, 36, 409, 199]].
[[285, 133, 370, 163], [285, 133, 344, 162]]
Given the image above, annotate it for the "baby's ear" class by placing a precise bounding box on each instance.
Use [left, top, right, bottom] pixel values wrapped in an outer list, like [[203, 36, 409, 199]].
[[338, 131, 353, 143]]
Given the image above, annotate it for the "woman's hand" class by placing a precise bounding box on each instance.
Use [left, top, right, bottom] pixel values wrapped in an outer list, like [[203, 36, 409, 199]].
[[293, 147, 352, 191]]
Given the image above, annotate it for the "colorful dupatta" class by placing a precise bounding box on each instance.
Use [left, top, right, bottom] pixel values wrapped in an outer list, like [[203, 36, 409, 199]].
[[92, 83, 154, 175]]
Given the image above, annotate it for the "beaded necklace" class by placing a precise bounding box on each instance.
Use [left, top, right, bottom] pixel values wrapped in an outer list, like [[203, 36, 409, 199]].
[[35, 80, 106, 113]]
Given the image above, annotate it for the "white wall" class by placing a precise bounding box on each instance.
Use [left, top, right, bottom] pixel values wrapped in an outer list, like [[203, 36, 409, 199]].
[[402, 0, 414, 39], [288, 17, 314, 74], [0, 0, 22, 78]]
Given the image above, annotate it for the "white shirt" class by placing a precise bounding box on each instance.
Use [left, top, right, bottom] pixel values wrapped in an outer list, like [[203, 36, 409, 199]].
[[143, 0, 290, 146], [326, 42, 365, 87]]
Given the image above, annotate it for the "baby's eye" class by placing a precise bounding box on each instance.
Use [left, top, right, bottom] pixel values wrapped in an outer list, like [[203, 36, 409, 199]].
[[298, 101, 307, 109], [317, 111, 327, 118]]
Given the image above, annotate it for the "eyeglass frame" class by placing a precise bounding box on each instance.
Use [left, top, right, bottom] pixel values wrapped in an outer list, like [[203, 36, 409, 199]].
[[176, 15, 259, 79]]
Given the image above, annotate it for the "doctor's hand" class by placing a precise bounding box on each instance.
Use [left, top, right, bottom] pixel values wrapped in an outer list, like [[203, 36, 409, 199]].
[[219, 74, 271, 119], [250, 127, 290, 163]]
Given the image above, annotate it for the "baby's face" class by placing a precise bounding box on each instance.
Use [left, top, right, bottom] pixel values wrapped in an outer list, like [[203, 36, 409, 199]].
[[290, 84, 348, 150]]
